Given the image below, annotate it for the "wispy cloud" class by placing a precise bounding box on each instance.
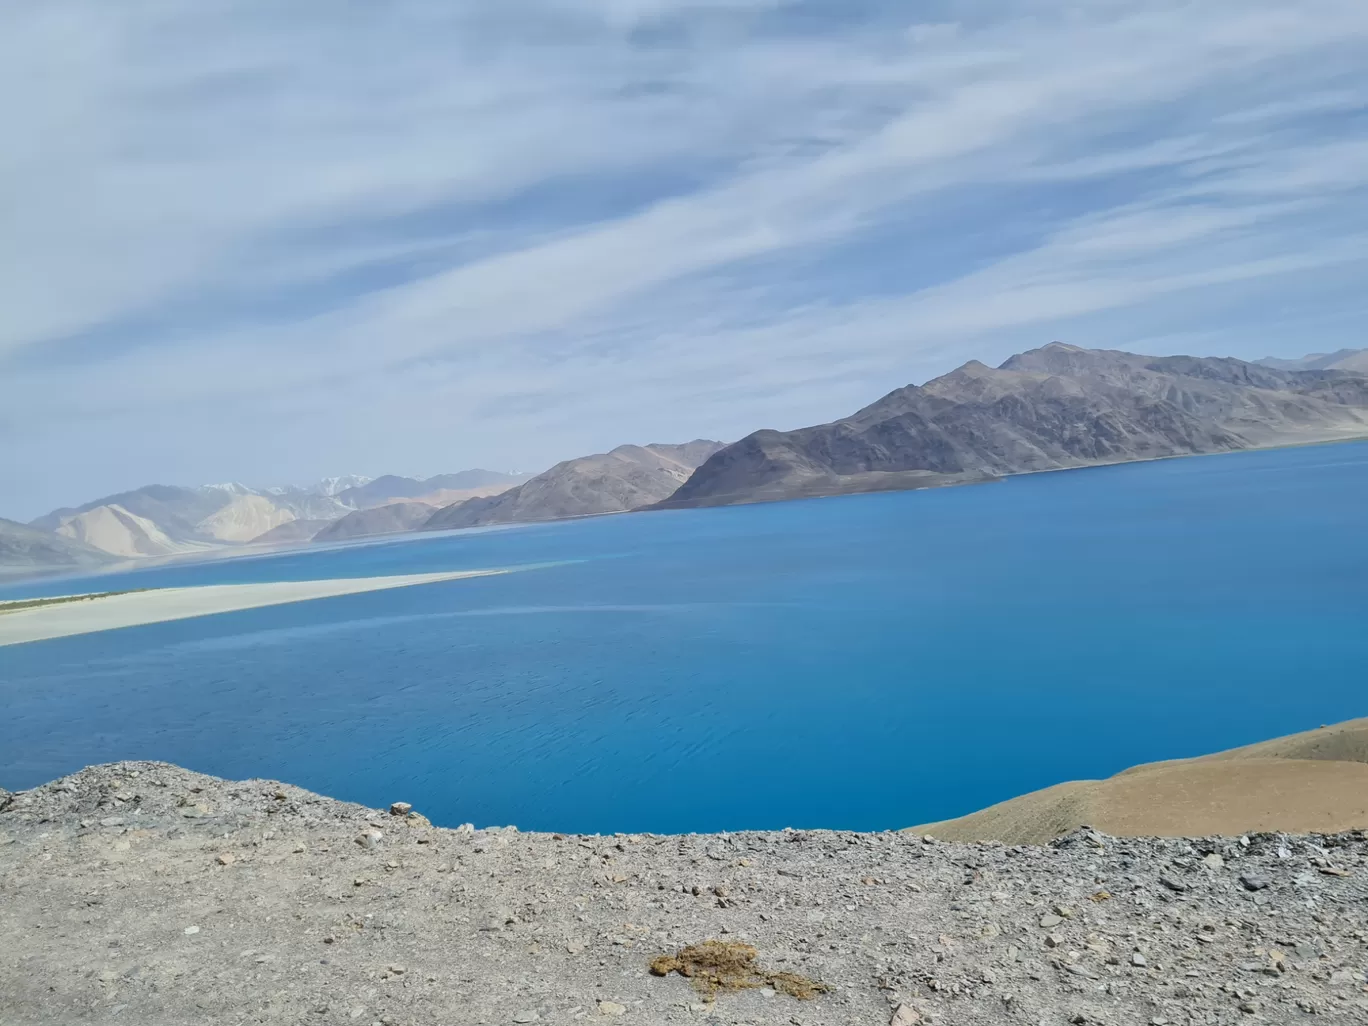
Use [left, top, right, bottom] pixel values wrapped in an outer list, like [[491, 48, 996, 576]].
[[3, 0, 1367, 516]]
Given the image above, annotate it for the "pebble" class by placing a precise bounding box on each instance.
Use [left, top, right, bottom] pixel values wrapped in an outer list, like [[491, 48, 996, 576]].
[[512, 1014, 538, 1024], [1159, 874, 1189, 892], [1131, 952, 1147, 967], [890, 1004, 922, 1026], [99, 817, 124, 828], [597, 1000, 626, 1016], [1039, 914, 1064, 928], [355, 830, 383, 849], [390, 802, 412, 816], [217, 853, 235, 866], [1240, 874, 1270, 891], [183, 926, 200, 936]]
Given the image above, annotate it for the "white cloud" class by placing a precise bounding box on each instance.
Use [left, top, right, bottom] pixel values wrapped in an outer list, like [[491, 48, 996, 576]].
[[3, 0, 1367, 516]]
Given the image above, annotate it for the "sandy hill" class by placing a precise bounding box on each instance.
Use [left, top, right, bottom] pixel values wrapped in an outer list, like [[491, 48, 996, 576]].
[[913, 718, 1368, 844], [53, 504, 209, 559], [195, 493, 297, 543], [0, 517, 115, 576], [423, 441, 725, 531], [659, 344, 1368, 509]]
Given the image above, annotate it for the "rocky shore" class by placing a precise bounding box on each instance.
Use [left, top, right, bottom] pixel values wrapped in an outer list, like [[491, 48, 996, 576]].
[[3, 762, 1366, 1026]]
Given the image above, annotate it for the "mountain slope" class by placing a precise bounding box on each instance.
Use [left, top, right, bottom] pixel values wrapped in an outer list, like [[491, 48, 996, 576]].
[[1256, 347, 1368, 372], [911, 718, 1368, 844], [423, 442, 725, 531], [248, 519, 334, 545], [338, 471, 528, 509], [53, 504, 209, 558], [31, 485, 232, 539], [312, 502, 436, 542], [196, 494, 297, 543], [659, 344, 1368, 508], [0, 518, 116, 576]]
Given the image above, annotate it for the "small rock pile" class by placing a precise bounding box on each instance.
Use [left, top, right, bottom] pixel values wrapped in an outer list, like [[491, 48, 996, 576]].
[[2, 763, 1367, 1025]]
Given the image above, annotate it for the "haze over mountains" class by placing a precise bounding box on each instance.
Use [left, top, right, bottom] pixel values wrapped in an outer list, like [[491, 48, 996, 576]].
[[6, 343, 1368, 577]]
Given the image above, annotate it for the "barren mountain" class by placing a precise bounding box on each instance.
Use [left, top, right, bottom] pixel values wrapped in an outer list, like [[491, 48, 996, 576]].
[[659, 344, 1368, 509], [312, 501, 437, 542], [31, 484, 232, 540], [1257, 347, 1368, 372], [53, 504, 210, 559], [0, 518, 115, 576], [422, 441, 725, 531], [195, 493, 297, 543], [247, 519, 334, 545], [338, 471, 529, 510]]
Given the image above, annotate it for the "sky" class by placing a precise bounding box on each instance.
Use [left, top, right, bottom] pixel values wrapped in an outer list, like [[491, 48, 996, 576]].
[[3, 0, 1367, 520]]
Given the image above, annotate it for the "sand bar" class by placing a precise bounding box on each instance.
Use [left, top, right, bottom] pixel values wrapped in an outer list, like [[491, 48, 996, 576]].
[[0, 570, 502, 647]]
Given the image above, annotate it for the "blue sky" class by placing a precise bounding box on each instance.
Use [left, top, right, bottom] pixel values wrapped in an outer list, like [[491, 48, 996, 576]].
[[3, 0, 1367, 518]]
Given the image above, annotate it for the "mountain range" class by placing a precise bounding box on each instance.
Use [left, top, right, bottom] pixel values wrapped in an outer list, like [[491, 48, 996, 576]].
[[7, 344, 1368, 576], [1255, 347, 1368, 373], [659, 343, 1368, 508]]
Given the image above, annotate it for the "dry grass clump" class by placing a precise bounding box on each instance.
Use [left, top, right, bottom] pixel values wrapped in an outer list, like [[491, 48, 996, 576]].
[[649, 940, 829, 1000]]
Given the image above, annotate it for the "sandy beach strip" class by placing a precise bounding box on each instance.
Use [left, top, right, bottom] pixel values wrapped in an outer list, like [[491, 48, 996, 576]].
[[0, 570, 503, 647]]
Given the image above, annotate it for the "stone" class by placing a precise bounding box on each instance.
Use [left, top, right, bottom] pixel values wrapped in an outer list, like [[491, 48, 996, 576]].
[[216, 853, 235, 866], [512, 1014, 539, 1024], [1239, 874, 1270, 891], [99, 817, 124, 828], [1131, 952, 1147, 967], [355, 830, 383, 849], [890, 1004, 922, 1026], [389, 802, 412, 816], [597, 1000, 626, 1016], [1039, 914, 1064, 928], [184, 926, 200, 936], [1202, 853, 1224, 870], [1159, 875, 1189, 893], [1044, 933, 1064, 948]]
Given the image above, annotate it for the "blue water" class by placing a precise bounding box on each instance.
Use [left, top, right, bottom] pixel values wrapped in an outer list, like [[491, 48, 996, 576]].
[[3, 442, 1367, 834]]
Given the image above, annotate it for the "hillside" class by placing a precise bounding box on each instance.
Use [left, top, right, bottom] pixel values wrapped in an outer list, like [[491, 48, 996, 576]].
[[422, 441, 725, 531], [337, 471, 528, 510], [247, 519, 334, 545], [53, 504, 209, 559], [659, 344, 1368, 509], [1257, 347, 1368, 372], [3, 758, 1365, 1025], [0, 518, 115, 576], [913, 719, 1368, 844], [312, 501, 437, 542]]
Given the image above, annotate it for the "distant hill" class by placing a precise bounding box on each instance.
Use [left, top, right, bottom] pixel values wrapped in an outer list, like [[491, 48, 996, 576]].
[[423, 442, 725, 531], [1256, 347, 1368, 372], [912, 718, 1368, 843], [0, 518, 115, 576], [31, 484, 232, 540], [248, 519, 334, 545], [658, 344, 1368, 509], [313, 502, 436, 542], [53, 504, 212, 558], [337, 471, 529, 509]]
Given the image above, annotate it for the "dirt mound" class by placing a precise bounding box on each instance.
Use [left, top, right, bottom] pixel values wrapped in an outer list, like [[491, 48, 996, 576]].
[[914, 719, 1368, 845], [649, 940, 829, 1000]]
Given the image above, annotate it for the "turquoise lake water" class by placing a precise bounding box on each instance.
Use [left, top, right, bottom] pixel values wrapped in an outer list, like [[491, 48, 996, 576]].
[[3, 441, 1366, 834]]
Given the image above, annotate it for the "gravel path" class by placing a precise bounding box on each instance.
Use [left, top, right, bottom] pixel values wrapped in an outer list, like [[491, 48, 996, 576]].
[[3, 762, 1366, 1025]]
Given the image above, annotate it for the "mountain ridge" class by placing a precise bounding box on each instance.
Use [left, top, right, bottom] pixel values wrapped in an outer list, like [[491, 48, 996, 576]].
[[657, 344, 1368, 509]]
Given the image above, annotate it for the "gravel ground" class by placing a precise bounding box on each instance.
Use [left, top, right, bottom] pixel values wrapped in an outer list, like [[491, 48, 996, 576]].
[[3, 762, 1367, 1026]]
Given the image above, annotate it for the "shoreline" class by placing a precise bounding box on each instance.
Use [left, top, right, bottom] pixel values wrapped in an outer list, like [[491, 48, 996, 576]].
[[0, 570, 505, 647]]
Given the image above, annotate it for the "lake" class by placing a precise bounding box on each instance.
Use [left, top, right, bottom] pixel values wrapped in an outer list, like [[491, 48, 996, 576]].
[[3, 441, 1366, 834]]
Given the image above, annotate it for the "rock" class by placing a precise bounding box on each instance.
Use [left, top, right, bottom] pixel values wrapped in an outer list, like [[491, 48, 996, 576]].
[[389, 802, 412, 816], [1202, 853, 1224, 870], [1044, 933, 1064, 948], [512, 1014, 538, 1024], [890, 1004, 922, 1026], [355, 830, 383, 849], [183, 926, 200, 936], [597, 1000, 626, 1016], [1039, 914, 1064, 928], [456, 823, 475, 835], [1159, 875, 1189, 892], [216, 853, 235, 865], [99, 817, 124, 828], [1131, 952, 1147, 967], [1240, 874, 1270, 891]]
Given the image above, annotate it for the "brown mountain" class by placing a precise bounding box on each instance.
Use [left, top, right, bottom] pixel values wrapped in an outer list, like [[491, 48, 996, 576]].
[[422, 441, 725, 531], [313, 502, 437, 543], [657, 344, 1368, 509], [0, 517, 116, 577]]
